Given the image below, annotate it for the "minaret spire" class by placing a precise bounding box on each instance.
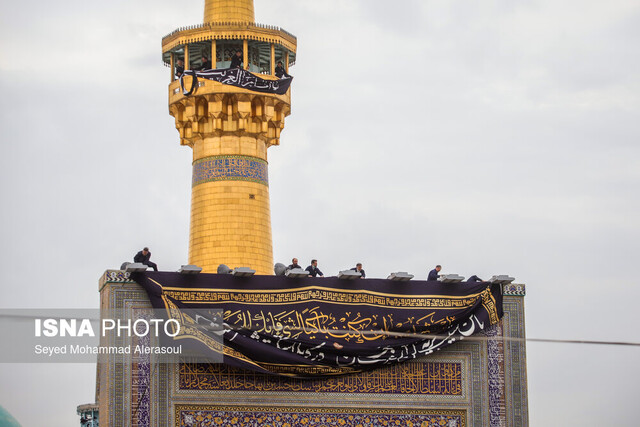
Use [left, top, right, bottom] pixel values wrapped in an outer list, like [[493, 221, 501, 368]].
[[204, 0, 255, 23]]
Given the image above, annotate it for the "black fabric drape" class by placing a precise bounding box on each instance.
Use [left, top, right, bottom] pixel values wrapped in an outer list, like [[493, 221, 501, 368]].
[[180, 68, 293, 96], [133, 272, 503, 378]]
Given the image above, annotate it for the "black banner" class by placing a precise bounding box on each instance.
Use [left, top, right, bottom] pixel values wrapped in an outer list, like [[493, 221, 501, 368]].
[[180, 68, 293, 96], [133, 272, 503, 378]]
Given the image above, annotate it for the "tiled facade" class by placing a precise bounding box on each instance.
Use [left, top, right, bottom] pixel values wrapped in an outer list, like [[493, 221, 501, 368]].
[[178, 362, 464, 395], [176, 406, 467, 427], [96, 271, 529, 426]]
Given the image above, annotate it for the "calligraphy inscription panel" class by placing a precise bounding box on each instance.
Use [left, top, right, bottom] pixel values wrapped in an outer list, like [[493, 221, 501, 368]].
[[221, 306, 458, 342], [192, 155, 268, 187], [164, 289, 479, 308], [176, 405, 466, 427], [179, 361, 462, 395]]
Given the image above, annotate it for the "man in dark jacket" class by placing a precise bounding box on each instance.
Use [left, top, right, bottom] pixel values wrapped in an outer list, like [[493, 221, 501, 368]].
[[275, 61, 290, 78], [200, 55, 212, 70], [175, 59, 184, 78], [230, 51, 243, 69], [306, 259, 324, 277], [427, 265, 441, 281], [134, 247, 158, 271], [286, 258, 302, 271], [350, 263, 366, 278]]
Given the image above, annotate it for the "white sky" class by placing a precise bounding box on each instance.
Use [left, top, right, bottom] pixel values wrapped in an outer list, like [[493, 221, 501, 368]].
[[1, 0, 639, 425]]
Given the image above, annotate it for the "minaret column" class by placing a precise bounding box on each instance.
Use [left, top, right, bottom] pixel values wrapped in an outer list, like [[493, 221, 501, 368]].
[[189, 132, 273, 275], [164, 0, 296, 274], [169, 90, 289, 275]]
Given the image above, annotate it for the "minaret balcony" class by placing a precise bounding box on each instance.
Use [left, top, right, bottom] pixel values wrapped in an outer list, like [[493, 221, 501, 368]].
[[162, 21, 296, 54], [162, 21, 296, 80]]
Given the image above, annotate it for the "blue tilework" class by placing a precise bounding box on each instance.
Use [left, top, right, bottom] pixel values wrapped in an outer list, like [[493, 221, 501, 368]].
[[192, 155, 268, 187], [177, 406, 466, 427], [179, 361, 463, 395]]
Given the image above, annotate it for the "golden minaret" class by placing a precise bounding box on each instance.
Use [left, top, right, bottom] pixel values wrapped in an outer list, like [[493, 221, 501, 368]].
[[162, 0, 296, 274]]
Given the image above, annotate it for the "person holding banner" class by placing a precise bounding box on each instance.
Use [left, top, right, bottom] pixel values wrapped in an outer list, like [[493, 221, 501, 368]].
[[134, 247, 158, 272], [275, 61, 290, 78], [428, 265, 441, 281], [306, 259, 324, 277]]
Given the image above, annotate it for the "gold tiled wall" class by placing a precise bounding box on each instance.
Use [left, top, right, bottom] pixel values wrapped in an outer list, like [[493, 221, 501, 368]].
[[193, 135, 267, 161], [188, 135, 272, 275], [204, 0, 255, 23], [189, 180, 273, 275]]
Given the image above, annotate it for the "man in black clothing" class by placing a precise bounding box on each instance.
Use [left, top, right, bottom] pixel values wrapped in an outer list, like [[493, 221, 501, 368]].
[[230, 51, 243, 69], [134, 247, 158, 271], [427, 265, 441, 281], [305, 259, 324, 277], [350, 263, 366, 278], [286, 258, 302, 271], [466, 275, 485, 283], [200, 55, 212, 70], [275, 61, 290, 78], [175, 59, 184, 78]]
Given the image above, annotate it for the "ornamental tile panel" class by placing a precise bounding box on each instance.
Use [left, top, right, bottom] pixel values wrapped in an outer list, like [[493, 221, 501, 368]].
[[192, 155, 268, 187]]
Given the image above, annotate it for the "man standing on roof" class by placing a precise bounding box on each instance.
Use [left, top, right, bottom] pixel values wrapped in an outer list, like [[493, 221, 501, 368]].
[[427, 265, 441, 281], [306, 259, 324, 277], [134, 247, 158, 272]]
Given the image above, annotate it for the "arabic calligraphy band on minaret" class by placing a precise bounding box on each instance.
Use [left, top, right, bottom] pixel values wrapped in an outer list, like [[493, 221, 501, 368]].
[[161, 0, 297, 275]]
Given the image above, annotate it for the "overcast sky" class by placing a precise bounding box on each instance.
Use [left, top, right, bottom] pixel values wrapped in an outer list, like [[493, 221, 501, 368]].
[[1, 0, 639, 425]]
